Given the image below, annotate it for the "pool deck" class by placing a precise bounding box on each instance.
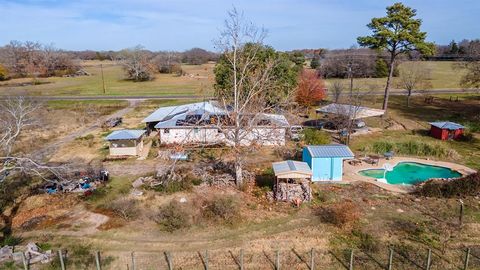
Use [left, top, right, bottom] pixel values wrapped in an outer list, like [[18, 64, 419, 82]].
[[343, 157, 477, 194]]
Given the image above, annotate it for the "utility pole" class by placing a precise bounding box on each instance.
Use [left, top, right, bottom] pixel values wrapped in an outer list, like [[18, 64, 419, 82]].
[[101, 64, 106, 94], [348, 62, 354, 97]]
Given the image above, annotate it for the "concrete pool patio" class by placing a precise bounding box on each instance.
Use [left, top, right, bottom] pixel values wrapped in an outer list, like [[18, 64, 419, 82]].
[[343, 157, 477, 193]]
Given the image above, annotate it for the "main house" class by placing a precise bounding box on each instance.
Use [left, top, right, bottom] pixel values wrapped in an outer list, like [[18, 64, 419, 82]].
[[142, 101, 289, 146]]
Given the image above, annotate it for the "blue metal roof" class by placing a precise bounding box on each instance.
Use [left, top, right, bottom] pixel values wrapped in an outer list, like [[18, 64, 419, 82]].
[[306, 144, 354, 158], [272, 160, 312, 176], [105, 130, 146, 141], [429, 121, 465, 130]]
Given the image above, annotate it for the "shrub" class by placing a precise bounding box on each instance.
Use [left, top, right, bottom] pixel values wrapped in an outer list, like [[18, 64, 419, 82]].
[[0, 64, 8, 81], [352, 230, 380, 252], [153, 178, 194, 194], [105, 198, 138, 221], [416, 172, 480, 198], [302, 128, 331, 145], [152, 201, 191, 232], [318, 201, 361, 229], [203, 196, 240, 224], [363, 140, 457, 158]]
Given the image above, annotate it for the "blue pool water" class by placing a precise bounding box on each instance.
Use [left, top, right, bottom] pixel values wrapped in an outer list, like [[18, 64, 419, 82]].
[[359, 162, 462, 185]]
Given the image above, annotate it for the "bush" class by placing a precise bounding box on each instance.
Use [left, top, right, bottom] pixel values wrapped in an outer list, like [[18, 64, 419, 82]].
[[0, 64, 8, 81], [318, 201, 361, 229], [302, 128, 331, 145], [153, 201, 191, 232], [352, 230, 380, 252], [416, 172, 480, 198], [44, 244, 114, 270], [203, 196, 240, 224], [105, 198, 138, 221], [363, 140, 457, 158], [153, 178, 194, 194]]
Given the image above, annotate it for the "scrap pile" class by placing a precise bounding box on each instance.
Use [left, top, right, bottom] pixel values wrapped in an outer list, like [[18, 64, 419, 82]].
[[0, 242, 53, 266], [43, 170, 109, 195], [273, 182, 312, 202], [102, 117, 122, 129], [192, 161, 255, 186]]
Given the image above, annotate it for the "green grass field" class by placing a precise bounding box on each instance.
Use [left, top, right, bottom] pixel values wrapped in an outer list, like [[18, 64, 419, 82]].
[[326, 61, 467, 90], [0, 60, 469, 97], [0, 60, 215, 96]]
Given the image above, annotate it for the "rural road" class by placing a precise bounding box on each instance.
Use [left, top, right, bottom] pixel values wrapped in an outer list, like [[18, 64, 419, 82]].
[[0, 89, 478, 101]]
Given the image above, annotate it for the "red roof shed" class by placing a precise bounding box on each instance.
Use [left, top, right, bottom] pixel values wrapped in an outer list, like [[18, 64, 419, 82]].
[[429, 121, 465, 140]]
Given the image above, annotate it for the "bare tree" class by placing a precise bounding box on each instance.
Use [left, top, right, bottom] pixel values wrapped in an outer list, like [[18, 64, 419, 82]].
[[398, 62, 432, 107], [213, 8, 288, 187], [117, 45, 154, 81], [330, 81, 345, 103], [1, 97, 64, 182]]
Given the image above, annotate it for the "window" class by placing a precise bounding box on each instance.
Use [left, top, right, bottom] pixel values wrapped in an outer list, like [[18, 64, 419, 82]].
[[164, 128, 169, 134], [194, 128, 199, 134]]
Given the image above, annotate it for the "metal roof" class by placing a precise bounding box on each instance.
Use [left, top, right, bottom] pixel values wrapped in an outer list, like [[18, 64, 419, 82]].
[[272, 160, 312, 176], [306, 144, 354, 158], [429, 121, 465, 130], [316, 103, 385, 120], [105, 129, 146, 141], [142, 101, 227, 123]]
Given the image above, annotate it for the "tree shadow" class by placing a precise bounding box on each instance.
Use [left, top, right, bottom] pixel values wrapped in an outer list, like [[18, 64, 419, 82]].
[[228, 250, 241, 270], [328, 250, 349, 270], [262, 250, 275, 269], [291, 248, 310, 269]]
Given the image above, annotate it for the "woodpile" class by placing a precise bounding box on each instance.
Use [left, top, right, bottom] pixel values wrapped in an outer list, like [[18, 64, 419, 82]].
[[274, 181, 312, 202]]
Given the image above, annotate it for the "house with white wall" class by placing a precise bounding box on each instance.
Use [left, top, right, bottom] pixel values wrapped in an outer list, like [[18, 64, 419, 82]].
[[142, 101, 289, 146]]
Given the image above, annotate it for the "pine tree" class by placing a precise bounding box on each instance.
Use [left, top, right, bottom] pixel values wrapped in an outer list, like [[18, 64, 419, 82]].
[[374, 58, 389, 77], [310, 54, 320, 69]]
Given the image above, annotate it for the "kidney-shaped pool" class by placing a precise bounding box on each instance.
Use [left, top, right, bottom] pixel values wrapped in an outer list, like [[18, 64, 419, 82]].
[[358, 162, 462, 185]]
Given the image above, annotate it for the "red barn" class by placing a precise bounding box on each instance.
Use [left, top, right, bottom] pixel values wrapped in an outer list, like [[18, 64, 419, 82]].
[[429, 121, 465, 140]]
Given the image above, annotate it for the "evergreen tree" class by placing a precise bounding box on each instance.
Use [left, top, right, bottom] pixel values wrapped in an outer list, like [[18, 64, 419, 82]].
[[448, 40, 459, 54], [374, 58, 389, 77], [310, 54, 320, 69], [358, 3, 435, 113]]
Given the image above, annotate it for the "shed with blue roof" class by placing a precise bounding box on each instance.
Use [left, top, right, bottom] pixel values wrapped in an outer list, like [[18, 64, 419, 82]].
[[429, 121, 465, 140], [302, 144, 354, 181], [105, 129, 146, 156]]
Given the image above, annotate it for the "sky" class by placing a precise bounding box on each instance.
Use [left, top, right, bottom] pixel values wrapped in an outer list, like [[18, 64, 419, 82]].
[[0, 0, 479, 52]]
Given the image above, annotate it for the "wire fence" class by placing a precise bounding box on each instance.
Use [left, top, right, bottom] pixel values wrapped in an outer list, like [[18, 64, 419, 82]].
[[33, 245, 480, 270]]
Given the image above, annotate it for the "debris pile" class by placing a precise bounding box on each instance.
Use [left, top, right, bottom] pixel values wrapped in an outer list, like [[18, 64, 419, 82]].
[[274, 182, 312, 202], [0, 242, 53, 265], [42, 170, 109, 195], [102, 117, 122, 129], [191, 162, 255, 186]]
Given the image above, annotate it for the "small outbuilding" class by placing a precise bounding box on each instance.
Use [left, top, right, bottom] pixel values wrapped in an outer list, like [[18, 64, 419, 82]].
[[105, 129, 146, 156], [272, 160, 312, 202], [302, 144, 354, 181], [429, 121, 465, 140]]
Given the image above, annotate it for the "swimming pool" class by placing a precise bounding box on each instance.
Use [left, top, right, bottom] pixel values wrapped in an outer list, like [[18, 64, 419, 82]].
[[358, 162, 462, 185]]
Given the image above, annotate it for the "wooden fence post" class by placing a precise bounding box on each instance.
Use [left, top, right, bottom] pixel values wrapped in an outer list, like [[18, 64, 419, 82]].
[[425, 249, 432, 270], [240, 249, 244, 270], [95, 251, 102, 270], [464, 248, 471, 270], [459, 200, 464, 227], [387, 248, 393, 270], [58, 250, 65, 270], [310, 248, 315, 270], [349, 249, 354, 270], [22, 252, 28, 270], [131, 252, 135, 270], [275, 250, 280, 270], [166, 252, 173, 270], [205, 250, 209, 270]]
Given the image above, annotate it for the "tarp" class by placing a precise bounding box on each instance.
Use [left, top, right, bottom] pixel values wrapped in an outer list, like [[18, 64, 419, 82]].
[[316, 103, 385, 120]]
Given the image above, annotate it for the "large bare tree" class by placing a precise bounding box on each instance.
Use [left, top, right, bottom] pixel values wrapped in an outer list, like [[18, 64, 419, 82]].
[[213, 8, 289, 187], [398, 62, 432, 107]]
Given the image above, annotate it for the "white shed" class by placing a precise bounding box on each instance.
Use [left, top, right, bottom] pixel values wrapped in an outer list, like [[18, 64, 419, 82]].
[[105, 130, 146, 156]]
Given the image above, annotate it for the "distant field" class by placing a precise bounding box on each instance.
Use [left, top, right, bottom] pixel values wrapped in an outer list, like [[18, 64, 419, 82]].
[[0, 60, 468, 96], [0, 60, 215, 96], [325, 61, 467, 90]]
